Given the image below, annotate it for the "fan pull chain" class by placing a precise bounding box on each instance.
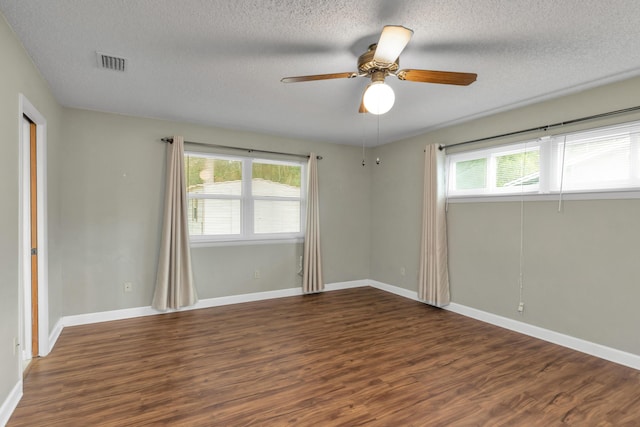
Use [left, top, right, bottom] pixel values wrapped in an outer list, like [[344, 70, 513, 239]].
[[375, 114, 381, 165], [361, 111, 366, 166], [558, 136, 567, 212]]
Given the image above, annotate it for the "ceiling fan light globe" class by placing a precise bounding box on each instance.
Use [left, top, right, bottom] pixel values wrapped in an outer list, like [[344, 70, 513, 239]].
[[363, 82, 395, 115]]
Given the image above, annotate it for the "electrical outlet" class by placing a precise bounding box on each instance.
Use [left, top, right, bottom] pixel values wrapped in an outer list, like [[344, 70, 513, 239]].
[[123, 282, 133, 293], [254, 270, 260, 279], [517, 302, 524, 313]]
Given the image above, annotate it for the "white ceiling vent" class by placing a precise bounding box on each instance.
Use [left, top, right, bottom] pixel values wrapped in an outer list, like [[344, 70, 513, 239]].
[[96, 52, 126, 72]]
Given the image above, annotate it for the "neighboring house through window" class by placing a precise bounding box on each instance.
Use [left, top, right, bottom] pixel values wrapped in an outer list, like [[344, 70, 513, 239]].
[[185, 152, 306, 244]]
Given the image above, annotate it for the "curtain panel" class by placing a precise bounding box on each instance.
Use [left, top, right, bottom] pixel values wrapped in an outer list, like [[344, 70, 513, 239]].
[[418, 145, 450, 307], [152, 136, 198, 310], [302, 153, 324, 293]]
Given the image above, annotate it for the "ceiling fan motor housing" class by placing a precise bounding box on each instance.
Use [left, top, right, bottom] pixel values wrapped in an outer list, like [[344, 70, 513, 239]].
[[358, 44, 399, 76]]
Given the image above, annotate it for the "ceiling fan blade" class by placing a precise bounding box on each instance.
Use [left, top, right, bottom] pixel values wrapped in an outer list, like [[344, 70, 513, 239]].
[[373, 25, 413, 65], [281, 72, 358, 83], [359, 93, 368, 113], [396, 69, 477, 85]]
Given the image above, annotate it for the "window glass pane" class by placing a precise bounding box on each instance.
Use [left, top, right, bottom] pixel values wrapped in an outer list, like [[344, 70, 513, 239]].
[[252, 162, 301, 197], [185, 156, 242, 195], [254, 200, 300, 234], [496, 149, 540, 188], [455, 158, 486, 190], [562, 135, 631, 190], [635, 133, 640, 180], [188, 198, 241, 235]]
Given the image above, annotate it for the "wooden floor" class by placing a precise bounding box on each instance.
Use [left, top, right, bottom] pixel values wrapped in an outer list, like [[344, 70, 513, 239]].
[[9, 287, 640, 426]]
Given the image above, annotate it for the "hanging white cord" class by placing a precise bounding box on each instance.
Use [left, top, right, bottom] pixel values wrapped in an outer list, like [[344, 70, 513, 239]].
[[518, 142, 527, 311], [558, 136, 567, 212], [361, 111, 366, 166]]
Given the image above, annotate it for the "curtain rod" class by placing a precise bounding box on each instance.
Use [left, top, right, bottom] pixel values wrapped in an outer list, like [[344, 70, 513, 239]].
[[161, 137, 322, 160], [438, 105, 640, 151]]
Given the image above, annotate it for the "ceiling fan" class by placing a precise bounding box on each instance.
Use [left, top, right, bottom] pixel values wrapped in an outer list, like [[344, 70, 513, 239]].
[[281, 25, 477, 115]]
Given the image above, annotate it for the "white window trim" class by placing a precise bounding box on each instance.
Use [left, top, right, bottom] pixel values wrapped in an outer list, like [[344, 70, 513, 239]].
[[185, 151, 307, 246], [448, 140, 541, 197]]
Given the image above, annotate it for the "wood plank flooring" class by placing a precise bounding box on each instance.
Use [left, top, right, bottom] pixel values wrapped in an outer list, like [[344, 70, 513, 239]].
[[9, 287, 640, 426]]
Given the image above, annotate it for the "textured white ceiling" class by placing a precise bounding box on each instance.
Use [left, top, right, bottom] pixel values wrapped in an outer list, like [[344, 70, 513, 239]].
[[2, 0, 640, 146]]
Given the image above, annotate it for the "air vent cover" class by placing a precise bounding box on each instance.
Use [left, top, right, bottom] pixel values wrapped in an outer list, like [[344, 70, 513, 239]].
[[96, 52, 126, 72]]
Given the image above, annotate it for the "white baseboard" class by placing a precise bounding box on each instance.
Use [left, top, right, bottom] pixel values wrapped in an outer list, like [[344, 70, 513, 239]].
[[62, 305, 158, 328], [194, 287, 304, 309], [325, 280, 369, 291], [0, 380, 22, 427], [368, 280, 420, 301], [445, 302, 640, 371], [47, 279, 640, 372], [59, 289, 304, 330], [364, 280, 640, 371], [55, 283, 366, 334], [48, 318, 64, 352]]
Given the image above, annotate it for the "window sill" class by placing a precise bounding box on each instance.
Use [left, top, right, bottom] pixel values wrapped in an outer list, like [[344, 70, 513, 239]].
[[190, 236, 304, 248], [447, 189, 640, 203]]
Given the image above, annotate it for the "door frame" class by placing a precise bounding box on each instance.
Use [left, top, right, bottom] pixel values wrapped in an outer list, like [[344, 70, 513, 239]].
[[19, 94, 49, 366]]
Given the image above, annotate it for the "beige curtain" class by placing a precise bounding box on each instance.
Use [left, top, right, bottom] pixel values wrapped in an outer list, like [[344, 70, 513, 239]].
[[152, 136, 198, 310], [302, 153, 324, 293], [418, 145, 450, 306]]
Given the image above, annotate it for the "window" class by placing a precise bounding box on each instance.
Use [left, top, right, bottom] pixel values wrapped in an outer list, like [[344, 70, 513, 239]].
[[560, 125, 640, 191], [447, 121, 640, 198], [448, 141, 540, 196], [185, 152, 305, 243]]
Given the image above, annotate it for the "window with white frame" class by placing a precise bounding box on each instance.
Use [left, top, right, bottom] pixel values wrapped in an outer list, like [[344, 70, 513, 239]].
[[446, 120, 640, 197], [185, 152, 306, 242]]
